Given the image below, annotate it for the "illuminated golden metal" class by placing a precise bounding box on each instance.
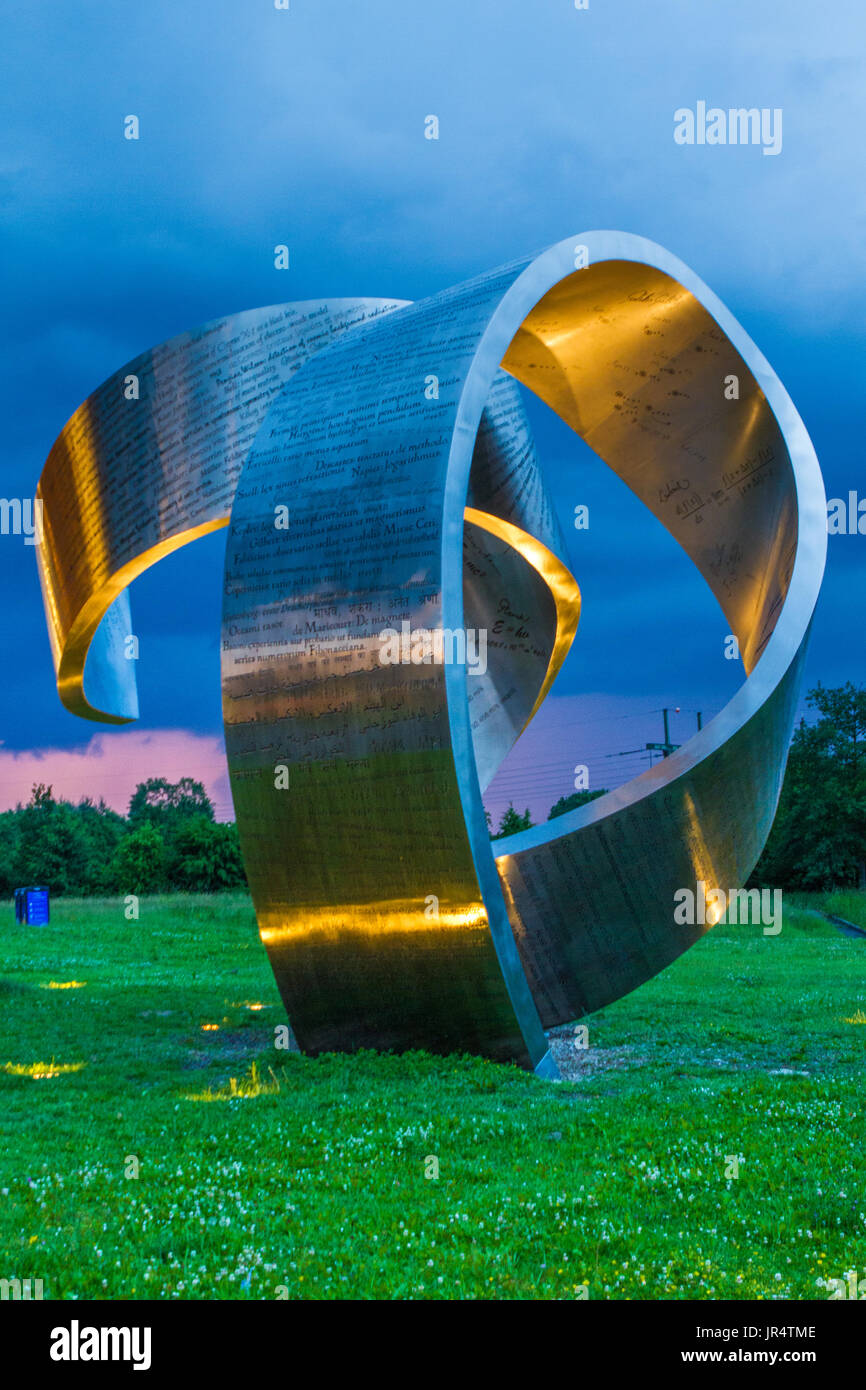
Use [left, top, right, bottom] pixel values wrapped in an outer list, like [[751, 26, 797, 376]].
[[259, 900, 491, 944], [50, 520, 227, 723], [464, 506, 580, 731], [36, 300, 411, 723], [41, 506, 574, 730]]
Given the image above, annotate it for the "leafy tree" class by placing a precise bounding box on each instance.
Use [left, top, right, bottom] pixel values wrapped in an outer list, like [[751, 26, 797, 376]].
[[73, 798, 126, 893], [0, 811, 21, 896], [128, 777, 214, 831], [548, 788, 608, 820], [1, 776, 249, 899], [166, 816, 246, 892], [12, 785, 92, 896], [751, 682, 866, 890], [490, 804, 533, 840], [108, 823, 166, 896]]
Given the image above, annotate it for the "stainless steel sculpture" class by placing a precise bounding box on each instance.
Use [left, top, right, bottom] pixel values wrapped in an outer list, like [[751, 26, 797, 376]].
[[36, 234, 826, 1076]]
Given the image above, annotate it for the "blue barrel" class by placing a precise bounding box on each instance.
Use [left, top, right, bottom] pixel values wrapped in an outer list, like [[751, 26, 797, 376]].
[[14, 886, 50, 925]]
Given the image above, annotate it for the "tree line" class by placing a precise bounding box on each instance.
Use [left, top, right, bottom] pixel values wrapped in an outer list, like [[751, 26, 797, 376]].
[[0, 778, 246, 897], [2, 685, 864, 897]]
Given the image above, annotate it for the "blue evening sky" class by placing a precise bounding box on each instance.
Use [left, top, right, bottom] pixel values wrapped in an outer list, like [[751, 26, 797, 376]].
[[0, 0, 863, 820]]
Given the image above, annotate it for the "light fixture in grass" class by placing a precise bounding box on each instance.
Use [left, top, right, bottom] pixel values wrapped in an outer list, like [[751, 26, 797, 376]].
[[3, 1060, 85, 1080]]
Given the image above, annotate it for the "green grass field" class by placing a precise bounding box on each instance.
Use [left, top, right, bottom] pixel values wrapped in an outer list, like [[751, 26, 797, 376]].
[[1, 891, 863, 1300]]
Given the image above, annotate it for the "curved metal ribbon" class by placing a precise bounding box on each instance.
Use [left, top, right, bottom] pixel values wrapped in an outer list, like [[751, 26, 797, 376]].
[[36, 299, 410, 723], [36, 233, 826, 1074]]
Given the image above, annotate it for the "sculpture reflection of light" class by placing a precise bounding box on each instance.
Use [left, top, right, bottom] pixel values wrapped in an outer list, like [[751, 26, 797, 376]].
[[464, 507, 580, 730], [683, 790, 723, 934], [259, 900, 489, 944]]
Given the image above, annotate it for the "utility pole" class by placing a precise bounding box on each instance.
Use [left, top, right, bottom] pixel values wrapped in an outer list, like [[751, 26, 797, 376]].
[[646, 707, 680, 759], [697, 710, 703, 732]]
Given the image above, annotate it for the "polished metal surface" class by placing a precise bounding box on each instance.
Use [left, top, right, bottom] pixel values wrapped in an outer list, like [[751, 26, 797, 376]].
[[36, 299, 409, 723], [221, 360, 569, 1069], [36, 234, 826, 1073]]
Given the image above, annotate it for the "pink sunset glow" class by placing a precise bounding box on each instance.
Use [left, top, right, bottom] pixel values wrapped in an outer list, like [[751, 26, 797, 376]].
[[0, 729, 234, 821]]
